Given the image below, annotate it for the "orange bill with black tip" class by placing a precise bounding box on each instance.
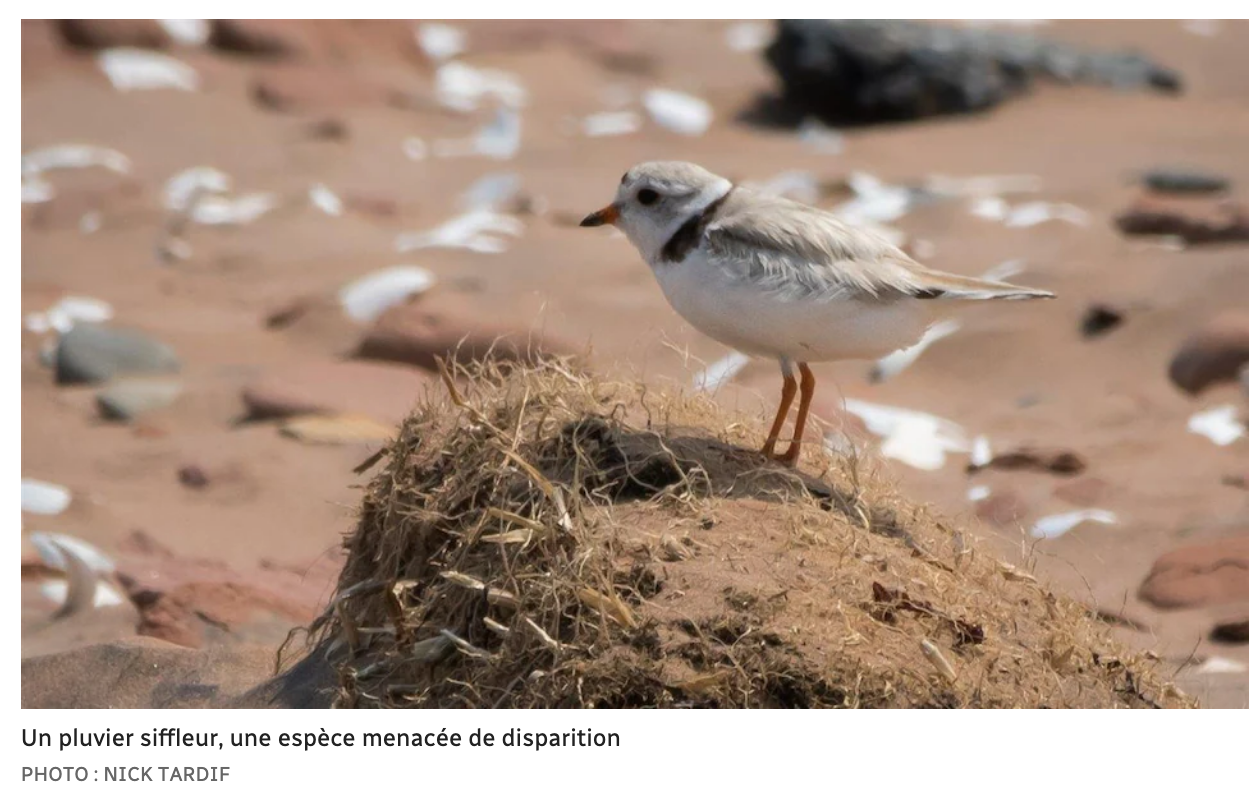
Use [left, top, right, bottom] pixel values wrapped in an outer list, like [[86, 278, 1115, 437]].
[[580, 204, 620, 227]]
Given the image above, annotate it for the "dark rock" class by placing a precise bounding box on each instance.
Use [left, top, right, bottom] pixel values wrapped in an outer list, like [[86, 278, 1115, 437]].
[[56, 19, 171, 51], [1209, 620, 1248, 644], [1137, 535, 1247, 610], [1142, 169, 1229, 195], [762, 20, 1181, 125], [1114, 198, 1248, 244], [177, 465, 210, 490], [969, 447, 1086, 476], [55, 323, 181, 385], [1169, 311, 1248, 395], [1080, 304, 1124, 338], [208, 20, 312, 59]]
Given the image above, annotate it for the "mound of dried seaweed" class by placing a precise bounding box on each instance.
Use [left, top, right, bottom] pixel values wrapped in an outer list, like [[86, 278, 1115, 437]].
[[294, 358, 1192, 709]]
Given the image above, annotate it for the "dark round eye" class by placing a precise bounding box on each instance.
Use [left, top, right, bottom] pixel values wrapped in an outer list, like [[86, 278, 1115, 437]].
[[637, 188, 660, 206]]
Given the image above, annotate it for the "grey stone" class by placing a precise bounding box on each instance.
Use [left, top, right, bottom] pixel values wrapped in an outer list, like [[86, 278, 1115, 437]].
[[95, 378, 184, 420], [1142, 169, 1230, 195], [55, 323, 180, 385]]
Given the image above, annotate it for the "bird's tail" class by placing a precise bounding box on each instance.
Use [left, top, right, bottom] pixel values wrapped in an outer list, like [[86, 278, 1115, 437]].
[[913, 267, 1056, 301]]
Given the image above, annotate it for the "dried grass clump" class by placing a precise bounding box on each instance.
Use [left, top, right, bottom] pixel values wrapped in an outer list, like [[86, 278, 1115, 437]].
[[300, 357, 1194, 708]]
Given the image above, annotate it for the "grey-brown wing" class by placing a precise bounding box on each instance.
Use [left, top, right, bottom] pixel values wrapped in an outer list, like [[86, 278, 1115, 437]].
[[704, 192, 1055, 302], [702, 193, 928, 302]]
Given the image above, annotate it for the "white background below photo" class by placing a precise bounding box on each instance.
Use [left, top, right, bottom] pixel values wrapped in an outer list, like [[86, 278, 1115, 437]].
[[7, 709, 1250, 798]]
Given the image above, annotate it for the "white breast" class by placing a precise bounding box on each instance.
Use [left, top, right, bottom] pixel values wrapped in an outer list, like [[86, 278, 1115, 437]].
[[649, 249, 932, 363]]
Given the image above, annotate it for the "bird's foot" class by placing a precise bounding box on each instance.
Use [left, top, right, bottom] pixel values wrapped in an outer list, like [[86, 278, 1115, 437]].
[[760, 444, 800, 468]]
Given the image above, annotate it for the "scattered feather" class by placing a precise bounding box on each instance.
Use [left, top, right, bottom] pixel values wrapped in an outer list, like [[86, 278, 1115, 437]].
[[435, 106, 521, 160], [1188, 405, 1246, 446], [97, 48, 199, 92], [163, 166, 232, 211], [643, 89, 713, 136], [23, 312, 49, 333], [971, 196, 1088, 227], [190, 192, 279, 226], [1005, 201, 1090, 228], [23, 144, 131, 176], [1029, 509, 1117, 540], [869, 319, 960, 382], [158, 19, 211, 46], [582, 110, 642, 138], [1192, 655, 1246, 674], [26, 295, 114, 334], [970, 434, 993, 469], [339, 266, 436, 323], [395, 209, 523, 254], [36, 536, 117, 616], [927, 174, 1042, 197], [22, 479, 72, 516], [416, 22, 466, 62], [30, 532, 116, 574], [22, 174, 54, 204], [692, 351, 750, 393], [967, 485, 992, 502], [842, 399, 971, 471], [435, 61, 527, 113], [39, 579, 125, 609], [309, 183, 343, 216], [835, 172, 913, 225], [970, 196, 1008, 221]]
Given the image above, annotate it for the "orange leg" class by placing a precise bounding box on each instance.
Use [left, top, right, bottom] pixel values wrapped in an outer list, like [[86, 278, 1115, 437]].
[[778, 362, 815, 466], [760, 367, 797, 458]]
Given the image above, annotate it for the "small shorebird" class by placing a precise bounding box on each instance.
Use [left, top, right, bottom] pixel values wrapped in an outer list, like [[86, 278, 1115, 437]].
[[581, 161, 1055, 467]]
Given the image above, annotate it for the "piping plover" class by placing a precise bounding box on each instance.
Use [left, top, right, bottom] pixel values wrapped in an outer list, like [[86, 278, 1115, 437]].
[[581, 161, 1055, 467]]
